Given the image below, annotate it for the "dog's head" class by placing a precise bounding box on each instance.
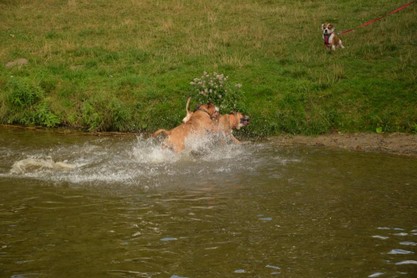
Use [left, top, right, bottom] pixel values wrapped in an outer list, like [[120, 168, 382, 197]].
[[197, 103, 220, 119], [232, 112, 250, 130], [321, 23, 335, 35]]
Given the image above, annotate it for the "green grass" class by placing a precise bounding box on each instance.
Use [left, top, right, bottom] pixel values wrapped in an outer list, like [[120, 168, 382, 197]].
[[1, 0, 416, 136]]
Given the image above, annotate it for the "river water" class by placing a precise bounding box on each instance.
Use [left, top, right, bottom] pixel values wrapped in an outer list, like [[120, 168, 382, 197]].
[[0, 127, 416, 277]]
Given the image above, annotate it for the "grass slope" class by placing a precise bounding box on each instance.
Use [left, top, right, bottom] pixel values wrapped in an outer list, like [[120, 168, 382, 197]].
[[1, 0, 416, 136]]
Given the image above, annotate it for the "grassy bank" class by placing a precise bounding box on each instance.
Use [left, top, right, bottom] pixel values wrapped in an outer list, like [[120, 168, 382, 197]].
[[1, 0, 416, 136]]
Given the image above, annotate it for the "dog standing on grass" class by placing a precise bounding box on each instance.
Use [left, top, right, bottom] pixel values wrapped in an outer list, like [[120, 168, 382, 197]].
[[321, 23, 345, 51]]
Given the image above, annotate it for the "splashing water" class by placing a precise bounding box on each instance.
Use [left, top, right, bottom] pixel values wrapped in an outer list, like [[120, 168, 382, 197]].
[[10, 156, 76, 174], [4, 134, 252, 187]]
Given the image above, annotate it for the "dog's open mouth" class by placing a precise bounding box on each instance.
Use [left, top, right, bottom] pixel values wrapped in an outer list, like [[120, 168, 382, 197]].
[[240, 116, 250, 126]]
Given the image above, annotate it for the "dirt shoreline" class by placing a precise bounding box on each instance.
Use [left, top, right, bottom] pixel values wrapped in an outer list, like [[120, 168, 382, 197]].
[[269, 133, 417, 157]]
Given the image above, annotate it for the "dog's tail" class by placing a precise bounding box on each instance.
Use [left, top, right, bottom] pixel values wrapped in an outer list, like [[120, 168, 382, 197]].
[[186, 97, 191, 113], [182, 97, 192, 123], [152, 129, 170, 138]]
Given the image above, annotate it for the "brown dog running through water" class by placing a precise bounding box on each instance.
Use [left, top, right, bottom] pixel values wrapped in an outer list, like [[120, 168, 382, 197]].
[[152, 103, 220, 153], [180, 98, 250, 144]]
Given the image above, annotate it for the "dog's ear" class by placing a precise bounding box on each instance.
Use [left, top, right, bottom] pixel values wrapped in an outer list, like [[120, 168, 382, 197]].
[[321, 23, 324, 30]]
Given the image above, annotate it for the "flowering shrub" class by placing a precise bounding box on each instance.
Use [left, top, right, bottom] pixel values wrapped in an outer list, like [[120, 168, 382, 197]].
[[190, 72, 245, 113]]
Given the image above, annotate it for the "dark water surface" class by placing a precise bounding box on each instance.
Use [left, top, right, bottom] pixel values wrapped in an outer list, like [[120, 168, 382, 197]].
[[1, 127, 416, 277]]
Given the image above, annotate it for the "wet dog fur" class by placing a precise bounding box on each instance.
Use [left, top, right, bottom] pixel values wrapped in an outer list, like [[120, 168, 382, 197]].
[[152, 103, 220, 153], [215, 112, 250, 144], [180, 98, 250, 144]]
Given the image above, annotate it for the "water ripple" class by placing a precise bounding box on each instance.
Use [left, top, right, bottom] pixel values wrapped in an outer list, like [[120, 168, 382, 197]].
[[395, 260, 417, 265], [387, 249, 414, 255], [368, 272, 384, 278]]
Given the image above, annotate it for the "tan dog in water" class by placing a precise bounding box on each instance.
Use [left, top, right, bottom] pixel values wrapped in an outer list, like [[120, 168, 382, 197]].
[[180, 98, 250, 144], [152, 103, 220, 152], [216, 112, 250, 144]]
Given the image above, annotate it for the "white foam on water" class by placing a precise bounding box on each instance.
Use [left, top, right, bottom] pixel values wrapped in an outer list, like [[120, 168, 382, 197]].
[[10, 156, 76, 174]]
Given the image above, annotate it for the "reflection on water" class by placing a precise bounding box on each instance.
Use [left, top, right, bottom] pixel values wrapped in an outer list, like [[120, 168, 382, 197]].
[[0, 127, 416, 277]]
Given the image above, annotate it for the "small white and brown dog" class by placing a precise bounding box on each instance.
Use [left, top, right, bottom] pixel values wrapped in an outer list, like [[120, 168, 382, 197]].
[[321, 23, 344, 51]]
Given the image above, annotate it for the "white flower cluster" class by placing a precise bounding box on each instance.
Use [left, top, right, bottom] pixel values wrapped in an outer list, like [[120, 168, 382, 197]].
[[190, 72, 229, 99], [190, 71, 244, 113]]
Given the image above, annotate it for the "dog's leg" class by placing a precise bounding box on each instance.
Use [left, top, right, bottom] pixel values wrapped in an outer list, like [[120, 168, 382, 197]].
[[220, 130, 241, 145], [229, 134, 241, 144]]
